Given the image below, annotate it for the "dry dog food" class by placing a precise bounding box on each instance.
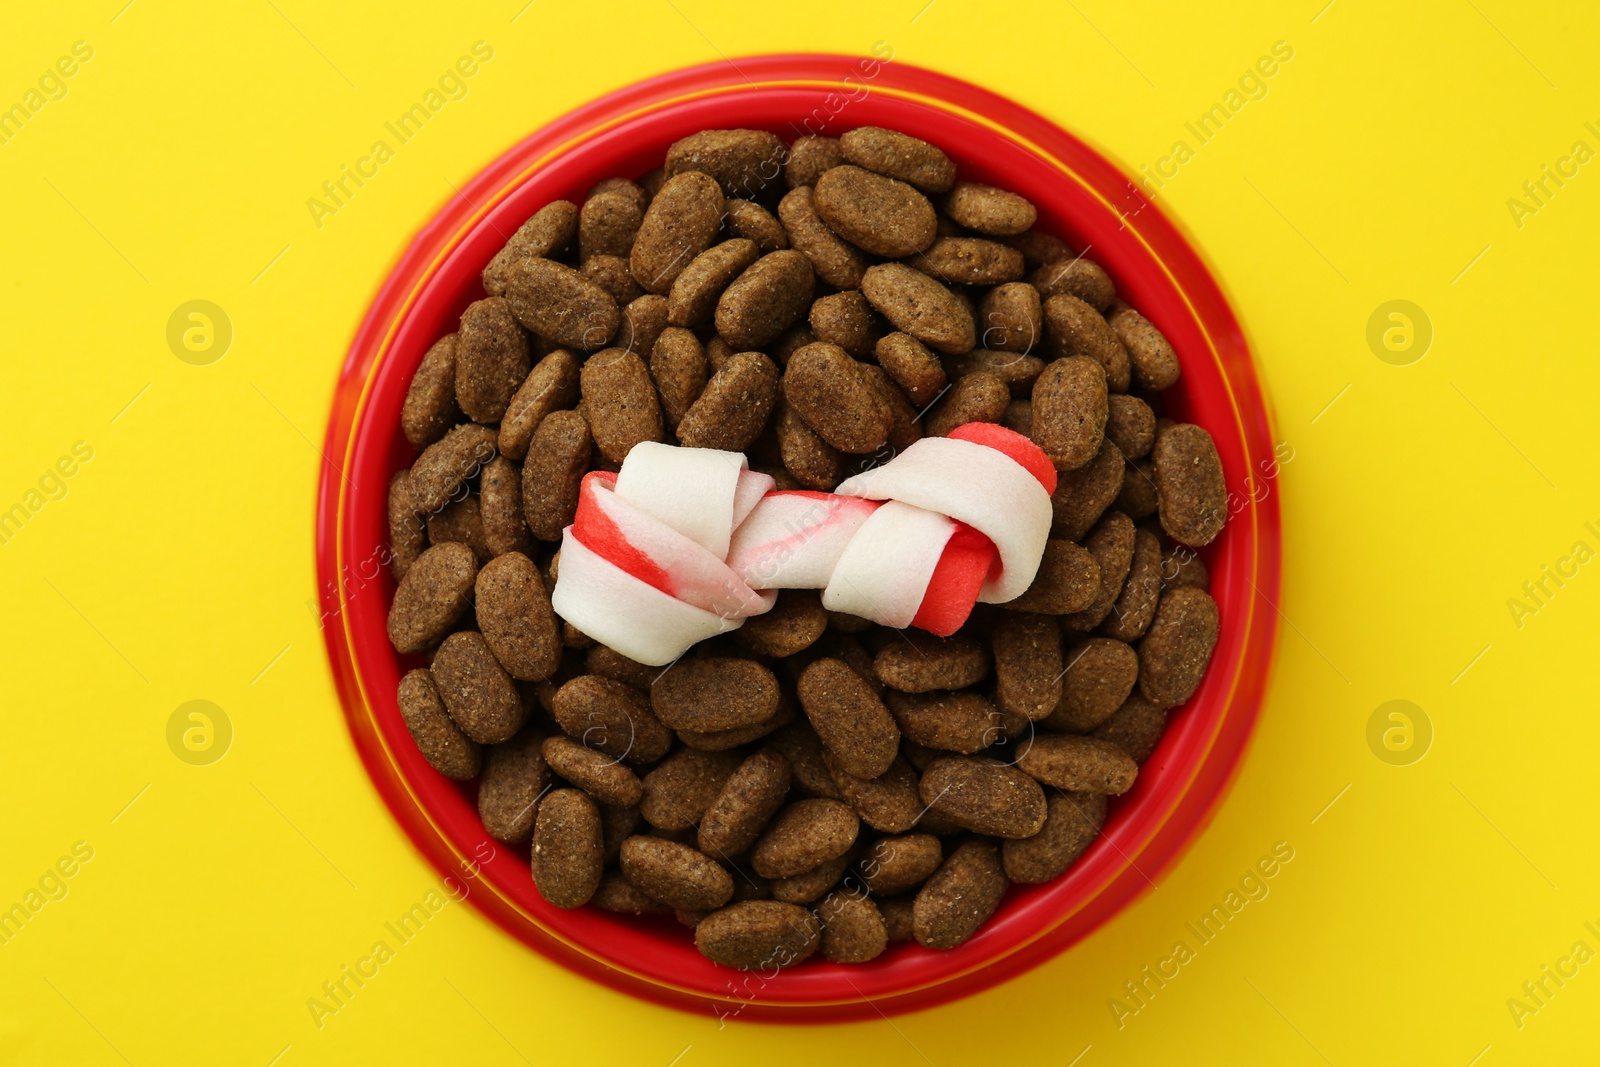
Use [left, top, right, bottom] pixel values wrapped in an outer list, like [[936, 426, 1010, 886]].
[[384, 123, 1228, 968]]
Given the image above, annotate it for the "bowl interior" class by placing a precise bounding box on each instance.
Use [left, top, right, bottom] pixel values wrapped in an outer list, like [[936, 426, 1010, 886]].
[[319, 54, 1279, 1021]]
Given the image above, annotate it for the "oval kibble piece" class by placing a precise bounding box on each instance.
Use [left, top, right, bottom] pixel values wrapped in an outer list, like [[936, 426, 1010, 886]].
[[750, 798, 860, 879], [993, 612, 1064, 721], [664, 128, 787, 199], [1062, 511, 1137, 631], [769, 721, 842, 800], [1116, 457, 1160, 519], [1032, 257, 1116, 313], [725, 198, 788, 252], [817, 892, 888, 963], [1005, 229, 1073, 268], [886, 690, 1004, 754], [698, 749, 792, 858], [840, 126, 955, 193], [782, 342, 893, 455], [647, 327, 708, 432], [397, 668, 480, 779], [1003, 398, 1032, 437], [913, 838, 1009, 949], [1105, 394, 1156, 460], [948, 349, 1045, 399], [618, 293, 670, 357], [1162, 544, 1211, 592], [551, 674, 672, 765], [593, 871, 671, 916], [498, 349, 580, 461], [1153, 423, 1227, 547], [475, 552, 562, 681], [402, 335, 462, 448], [874, 331, 947, 406], [455, 296, 531, 423], [477, 728, 549, 842], [1031, 356, 1108, 471], [715, 248, 817, 351], [483, 200, 578, 297], [809, 290, 880, 359], [1043, 294, 1130, 393], [387, 542, 478, 655], [531, 788, 603, 908], [1101, 527, 1163, 642], [825, 753, 923, 833], [1051, 440, 1125, 541], [874, 633, 990, 693], [1093, 692, 1169, 763], [919, 756, 1047, 839], [578, 188, 644, 262], [778, 187, 867, 290], [479, 456, 533, 558], [786, 135, 843, 188], [1002, 792, 1107, 884], [944, 181, 1037, 235], [1138, 586, 1220, 708], [431, 630, 527, 744], [881, 896, 917, 942], [910, 237, 1025, 286], [425, 494, 487, 563], [813, 165, 938, 258], [1044, 637, 1139, 732], [733, 589, 827, 658], [580, 348, 663, 464], [651, 657, 780, 732], [861, 834, 943, 896], [775, 400, 845, 490], [640, 747, 743, 830], [797, 658, 901, 780], [860, 263, 975, 355], [541, 735, 644, 807], [1015, 734, 1138, 795], [521, 410, 592, 542], [675, 693, 794, 751], [579, 255, 644, 318], [695, 901, 821, 969], [667, 238, 761, 328], [619, 836, 734, 912], [631, 171, 726, 294], [769, 848, 856, 905], [387, 471, 426, 583], [924, 371, 1009, 437], [501, 257, 620, 351], [584, 644, 658, 691], [862, 364, 924, 452], [676, 351, 780, 452], [1109, 305, 1181, 391], [409, 422, 497, 513], [979, 282, 1042, 354]]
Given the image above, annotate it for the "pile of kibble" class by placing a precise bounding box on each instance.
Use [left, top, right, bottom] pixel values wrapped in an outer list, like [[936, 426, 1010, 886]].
[[384, 126, 1225, 969]]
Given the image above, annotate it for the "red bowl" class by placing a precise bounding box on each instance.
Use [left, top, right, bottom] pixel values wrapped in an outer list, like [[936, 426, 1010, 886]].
[[316, 53, 1280, 1021]]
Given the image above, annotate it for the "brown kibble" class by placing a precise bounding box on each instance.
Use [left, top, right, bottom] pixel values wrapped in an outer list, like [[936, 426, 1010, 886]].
[[1031, 356, 1108, 471], [578, 189, 644, 262], [1153, 423, 1227, 547], [1045, 637, 1139, 732], [651, 657, 780, 732], [778, 186, 867, 290], [426, 494, 488, 564], [1005, 539, 1100, 615], [774, 400, 844, 489], [979, 282, 1043, 354], [817, 892, 888, 963], [617, 293, 670, 358], [675, 694, 795, 751], [1062, 511, 1137, 631], [798, 658, 901, 780], [1105, 394, 1156, 459], [874, 331, 947, 406], [531, 788, 603, 908], [664, 129, 787, 199], [813, 165, 937, 258], [501, 257, 620, 352], [1015, 734, 1138, 795], [750, 798, 860, 879], [640, 748, 743, 830], [1002, 398, 1032, 437], [1002, 792, 1106, 884], [925, 371, 1009, 437], [785, 135, 843, 188], [874, 633, 990, 693], [860, 263, 975, 355], [541, 735, 644, 807], [647, 327, 707, 432], [809, 290, 880, 359], [1004, 229, 1073, 268], [943, 181, 1037, 235], [402, 334, 462, 449], [475, 552, 562, 681], [840, 127, 955, 193], [397, 668, 480, 779], [948, 349, 1045, 399], [1032, 257, 1115, 313], [479, 457, 533, 558], [695, 901, 821, 969], [482, 200, 579, 297], [1109, 305, 1181, 392], [593, 871, 671, 915], [886, 690, 1005, 754], [1161, 544, 1210, 592], [630, 171, 726, 294], [497, 349, 580, 461], [919, 756, 1047, 838], [580, 348, 664, 464], [676, 351, 780, 452], [388, 471, 426, 582], [783, 342, 892, 454], [668, 238, 761, 328], [1050, 439, 1124, 541], [733, 589, 827, 658], [620, 836, 734, 911], [715, 249, 817, 350], [724, 198, 789, 252], [993, 612, 1064, 720], [913, 838, 1008, 949], [1102, 527, 1163, 642], [769, 849, 856, 905], [1116, 457, 1160, 519], [881, 896, 917, 942], [861, 834, 943, 896], [432, 630, 526, 744], [582, 254, 644, 307], [861, 364, 923, 452], [387, 542, 477, 655], [409, 422, 497, 513], [1138, 586, 1219, 708], [1044, 295, 1129, 393], [698, 749, 792, 858], [477, 728, 549, 842], [769, 721, 842, 800], [521, 410, 592, 541], [588, 177, 648, 213], [584, 646, 658, 690], [909, 237, 1025, 286], [825, 753, 923, 833], [552, 675, 672, 765], [1093, 692, 1169, 763]]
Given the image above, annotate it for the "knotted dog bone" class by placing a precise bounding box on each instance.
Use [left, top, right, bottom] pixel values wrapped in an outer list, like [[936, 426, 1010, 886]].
[[553, 425, 1056, 665]]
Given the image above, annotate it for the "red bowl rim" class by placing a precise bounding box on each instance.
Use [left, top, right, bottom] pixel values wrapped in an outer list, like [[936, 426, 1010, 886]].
[[315, 52, 1281, 1022]]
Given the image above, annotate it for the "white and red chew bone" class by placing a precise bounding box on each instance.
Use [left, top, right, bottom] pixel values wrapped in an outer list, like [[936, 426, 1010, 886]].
[[552, 424, 1057, 665]]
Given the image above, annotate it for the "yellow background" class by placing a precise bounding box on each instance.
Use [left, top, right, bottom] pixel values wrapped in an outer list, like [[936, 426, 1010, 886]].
[[3, 1, 1596, 1063]]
